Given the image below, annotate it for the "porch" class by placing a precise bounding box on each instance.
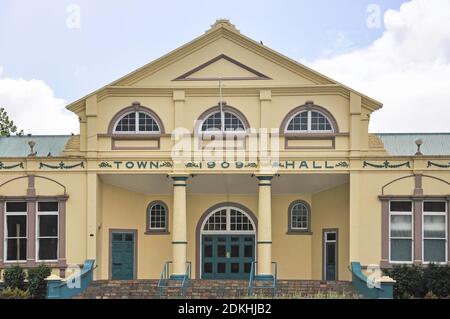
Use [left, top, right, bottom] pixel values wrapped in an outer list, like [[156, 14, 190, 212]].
[[95, 172, 351, 282]]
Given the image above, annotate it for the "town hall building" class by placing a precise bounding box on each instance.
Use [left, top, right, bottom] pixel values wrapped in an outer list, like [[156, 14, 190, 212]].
[[1, 21, 449, 295]]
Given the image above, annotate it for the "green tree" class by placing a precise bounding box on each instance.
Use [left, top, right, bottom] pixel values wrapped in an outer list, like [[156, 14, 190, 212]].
[[0, 107, 23, 136]]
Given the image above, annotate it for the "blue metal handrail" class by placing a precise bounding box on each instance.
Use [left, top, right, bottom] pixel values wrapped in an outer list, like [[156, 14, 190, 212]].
[[157, 261, 192, 298], [248, 261, 277, 297]]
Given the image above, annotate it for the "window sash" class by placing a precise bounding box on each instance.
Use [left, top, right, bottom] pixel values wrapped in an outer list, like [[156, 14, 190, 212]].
[[201, 111, 246, 133], [36, 204, 59, 262], [148, 204, 167, 231], [286, 110, 334, 133], [114, 111, 160, 134], [4, 202, 28, 262], [422, 201, 447, 263], [389, 201, 414, 263]]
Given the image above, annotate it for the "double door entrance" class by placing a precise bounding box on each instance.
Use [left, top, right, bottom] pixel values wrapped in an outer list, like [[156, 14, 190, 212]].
[[202, 235, 255, 280]]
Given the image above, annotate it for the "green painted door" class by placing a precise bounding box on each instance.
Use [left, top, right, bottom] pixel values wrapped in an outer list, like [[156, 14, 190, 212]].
[[111, 232, 135, 280], [202, 235, 255, 280]]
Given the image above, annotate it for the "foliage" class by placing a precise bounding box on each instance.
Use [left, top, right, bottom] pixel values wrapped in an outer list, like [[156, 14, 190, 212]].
[[383, 264, 450, 299], [0, 107, 23, 136], [0, 287, 30, 299], [3, 265, 26, 290], [27, 264, 52, 299]]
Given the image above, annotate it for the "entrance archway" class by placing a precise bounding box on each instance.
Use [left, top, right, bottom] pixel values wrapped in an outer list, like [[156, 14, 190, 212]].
[[196, 203, 257, 279]]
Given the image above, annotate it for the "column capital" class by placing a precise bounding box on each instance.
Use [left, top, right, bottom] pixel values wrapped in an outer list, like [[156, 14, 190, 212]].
[[169, 173, 190, 185], [254, 174, 274, 181]]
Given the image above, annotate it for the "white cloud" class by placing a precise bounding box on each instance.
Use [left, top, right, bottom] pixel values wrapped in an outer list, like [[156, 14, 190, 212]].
[[0, 74, 79, 135], [309, 0, 450, 132]]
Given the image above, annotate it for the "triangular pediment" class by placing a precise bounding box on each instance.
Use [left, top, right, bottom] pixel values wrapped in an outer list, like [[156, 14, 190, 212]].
[[173, 54, 271, 81], [66, 20, 383, 114]]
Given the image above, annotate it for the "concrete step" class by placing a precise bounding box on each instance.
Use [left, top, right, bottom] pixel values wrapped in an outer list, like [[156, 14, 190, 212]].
[[76, 279, 358, 299]]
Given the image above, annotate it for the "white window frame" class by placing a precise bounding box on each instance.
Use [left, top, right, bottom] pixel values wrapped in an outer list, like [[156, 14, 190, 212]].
[[4, 201, 28, 263], [389, 200, 414, 264], [201, 207, 256, 235], [290, 202, 309, 231], [113, 111, 161, 135], [422, 200, 448, 265], [148, 203, 167, 231], [285, 110, 334, 134], [200, 111, 247, 135], [36, 202, 59, 263]]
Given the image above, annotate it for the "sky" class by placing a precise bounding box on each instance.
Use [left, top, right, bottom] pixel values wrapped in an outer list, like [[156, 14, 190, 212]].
[[0, 0, 449, 134]]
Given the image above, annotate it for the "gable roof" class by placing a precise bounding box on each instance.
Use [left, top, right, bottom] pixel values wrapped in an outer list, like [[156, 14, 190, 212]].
[[376, 133, 450, 156], [0, 135, 72, 157], [66, 20, 383, 114], [1, 133, 450, 158]]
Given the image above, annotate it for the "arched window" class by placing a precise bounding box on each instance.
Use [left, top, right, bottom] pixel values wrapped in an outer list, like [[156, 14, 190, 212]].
[[201, 111, 246, 132], [114, 111, 160, 134], [288, 201, 311, 233], [286, 110, 333, 133], [146, 201, 168, 233], [203, 207, 255, 232]]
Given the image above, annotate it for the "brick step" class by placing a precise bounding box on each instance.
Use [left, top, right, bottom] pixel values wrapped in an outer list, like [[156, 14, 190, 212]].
[[76, 279, 358, 299]]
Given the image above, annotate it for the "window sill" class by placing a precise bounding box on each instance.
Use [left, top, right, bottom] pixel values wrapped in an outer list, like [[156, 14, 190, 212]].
[[145, 231, 170, 235], [286, 231, 313, 236]]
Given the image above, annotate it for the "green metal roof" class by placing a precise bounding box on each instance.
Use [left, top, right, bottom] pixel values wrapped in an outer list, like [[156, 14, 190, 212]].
[[0, 135, 71, 157], [376, 133, 450, 156], [0, 134, 449, 158]]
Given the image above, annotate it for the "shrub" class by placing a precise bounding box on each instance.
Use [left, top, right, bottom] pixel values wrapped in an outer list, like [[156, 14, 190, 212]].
[[27, 264, 51, 299], [384, 264, 450, 299], [3, 265, 26, 290], [423, 263, 450, 298], [0, 287, 30, 299]]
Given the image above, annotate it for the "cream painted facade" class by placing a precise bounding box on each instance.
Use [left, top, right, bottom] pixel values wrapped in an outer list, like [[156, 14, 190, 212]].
[[1, 20, 450, 283]]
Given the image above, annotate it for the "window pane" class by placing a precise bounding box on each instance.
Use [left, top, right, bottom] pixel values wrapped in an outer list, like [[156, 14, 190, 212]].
[[424, 202, 446, 212], [390, 239, 412, 262], [115, 112, 136, 132], [39, 215, 58, 237], [390, 215, 412, 237], [390, 201, 412, 212], [310, 111, 332, 131], [424, 215, 446, 238], [291, 202, 309, 230], [287, 112, 308, 131], [224, 112, 245, 131], [138, 112, 159, 132], [202, 112, 222, 131], [7, 238, 27, 261], [6, 202, 27, 212], [204, 209, 227, 231], [38, 238, 58, 260], [7, 215, 27, 237], [38, 202, 58, 212], [149, 204, 166, 230], [424, 239, 446, 263]]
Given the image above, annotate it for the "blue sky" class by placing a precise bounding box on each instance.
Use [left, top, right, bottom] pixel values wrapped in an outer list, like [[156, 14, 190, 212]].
[[0, 0, 404, 102], [1, 0, 449, 134]]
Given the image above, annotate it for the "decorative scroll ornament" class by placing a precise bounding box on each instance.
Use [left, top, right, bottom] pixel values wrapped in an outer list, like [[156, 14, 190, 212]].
[[0, 161, 24, 170], [160, 161, 173, 168], [427, 161, 450, 169], [99, 162, 112, 168], [40, 161, 85, 170], [335, 161, 349, 168], [363, 160, 410, 169]]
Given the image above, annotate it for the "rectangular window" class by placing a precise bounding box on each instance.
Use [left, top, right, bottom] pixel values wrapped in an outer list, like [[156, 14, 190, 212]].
[[423, 201, 447, 263], [37, 202, 59, 261], [5, 202, 27, 261], [389, 201, 413, 263]]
